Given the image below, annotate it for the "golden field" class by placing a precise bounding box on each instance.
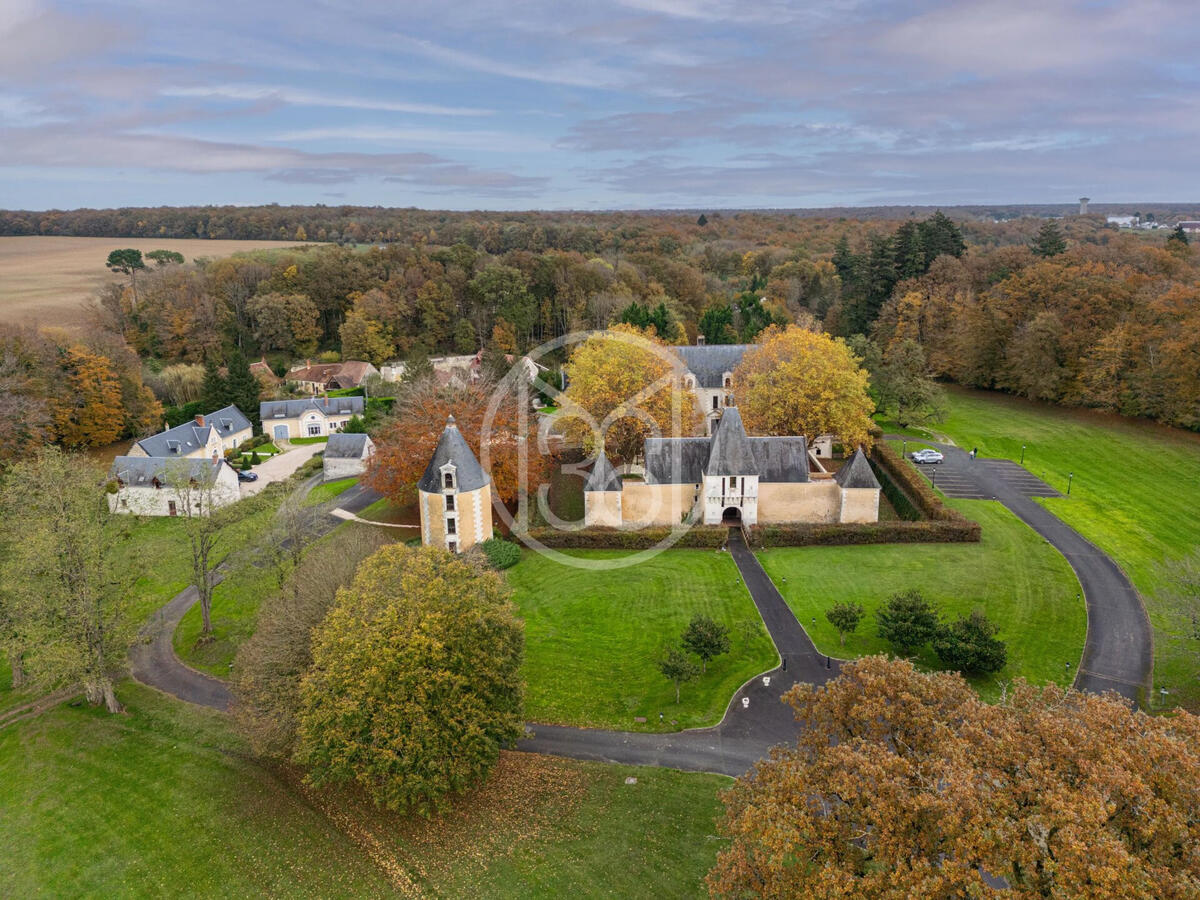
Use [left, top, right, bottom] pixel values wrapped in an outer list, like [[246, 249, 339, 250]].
[[0, 236, 310, 329]]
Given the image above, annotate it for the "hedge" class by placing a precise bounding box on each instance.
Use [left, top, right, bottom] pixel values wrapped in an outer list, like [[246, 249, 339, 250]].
[[479, 537, 521, 570], [869, 442, 975, 525], [517, 518, 979, 550], [869, 458, 922, 522]]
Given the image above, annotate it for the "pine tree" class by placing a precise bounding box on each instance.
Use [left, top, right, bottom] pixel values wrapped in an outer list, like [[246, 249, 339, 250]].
[[1168, 224, 1190, 247], [917, 210, 966, 265], [1031, 220, 1067, 258], [201, 357, 229, 412], [225, 350, 262, 427]]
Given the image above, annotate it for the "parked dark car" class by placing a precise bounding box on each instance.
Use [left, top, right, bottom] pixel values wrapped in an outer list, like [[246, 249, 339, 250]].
[[237, 470, 259, 482]]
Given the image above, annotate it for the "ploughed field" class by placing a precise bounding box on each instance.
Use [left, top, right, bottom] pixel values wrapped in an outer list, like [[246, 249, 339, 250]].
[[0, 236, 309, 328]]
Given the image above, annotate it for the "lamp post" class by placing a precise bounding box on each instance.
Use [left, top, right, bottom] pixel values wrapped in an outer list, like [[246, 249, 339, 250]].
[[1020, 444, 1026, 465], [902, 439, 908, 458], [1067, 472, 1074, 495]]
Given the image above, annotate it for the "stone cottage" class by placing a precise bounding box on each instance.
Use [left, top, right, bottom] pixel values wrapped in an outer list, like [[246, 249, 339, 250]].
[[128, 405, 252, 461], [108, 456, 240, 517], [322, 432, 375, 481]]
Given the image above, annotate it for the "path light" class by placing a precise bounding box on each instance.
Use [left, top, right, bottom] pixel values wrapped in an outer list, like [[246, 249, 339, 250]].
[[1068, 472, 1074, 495], [1160, 688, 1169, 705], [1020, 444, 1026, 465], [742, 697, 750, 709], [902, 440, 907, 457], [762, 676, 771, 687]]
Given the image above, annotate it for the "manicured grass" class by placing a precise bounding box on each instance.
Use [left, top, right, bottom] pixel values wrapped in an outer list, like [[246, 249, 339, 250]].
[[758, 499, 1084, 700], [288, 435, 329, 445], [937, 387, 1200, 706], [505, 549, 777, 731], [359, 496, 420, 526], [173, 553, 280, 676], [0, 683, 393, 896], [0, 683, 729, 897], [304, 476, 358, 506]]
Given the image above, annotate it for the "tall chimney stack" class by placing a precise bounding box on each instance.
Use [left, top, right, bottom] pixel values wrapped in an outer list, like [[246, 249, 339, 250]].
[[1079, 197, 1091, 215]]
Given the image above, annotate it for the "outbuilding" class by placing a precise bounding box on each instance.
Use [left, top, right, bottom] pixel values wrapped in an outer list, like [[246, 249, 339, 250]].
[[322, 432, 375, 481]]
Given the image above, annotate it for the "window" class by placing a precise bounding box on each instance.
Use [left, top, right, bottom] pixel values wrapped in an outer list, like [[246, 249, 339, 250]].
[[168, 500, 177, 516], [446, 494, 455, 511], [307, 424, 322, 436], [443, 472, 454, 489], [448, 540, 458, 554], [447, 517, 457, 534], [712, 395, 719, 410], [724, 376, 732, 388]]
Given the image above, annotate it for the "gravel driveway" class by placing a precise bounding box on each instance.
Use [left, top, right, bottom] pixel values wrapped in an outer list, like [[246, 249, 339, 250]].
[[239, 441, 325, 497]]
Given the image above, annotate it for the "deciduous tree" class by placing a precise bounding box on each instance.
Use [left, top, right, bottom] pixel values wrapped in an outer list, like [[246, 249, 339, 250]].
[[559, 324, 699, 462], [825, 600, 864, 646], [658, 645, 700, 703], [875, 588, 940, 655], [0, 448, 135, 712], [734, 325, 875, 448], [932, 609, 1008, 674], [680, 615, 731, 673], [295, 544, 524, 813], [709, 656, 1200, 898], [50, 345, 126, 448], [105, 248, 145, 308]]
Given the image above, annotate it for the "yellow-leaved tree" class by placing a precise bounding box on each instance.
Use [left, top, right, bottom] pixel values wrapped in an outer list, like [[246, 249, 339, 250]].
[[733, 325, 874, 448], [559, 324, 699, 462]]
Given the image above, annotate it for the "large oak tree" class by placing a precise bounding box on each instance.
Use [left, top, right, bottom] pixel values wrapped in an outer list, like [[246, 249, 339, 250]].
[[709, 656, 1200, 898]]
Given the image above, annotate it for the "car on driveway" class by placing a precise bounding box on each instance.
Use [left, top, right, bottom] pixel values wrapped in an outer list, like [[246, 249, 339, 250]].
[[236, 469, 259, 482], [911, 448, 944, 464]]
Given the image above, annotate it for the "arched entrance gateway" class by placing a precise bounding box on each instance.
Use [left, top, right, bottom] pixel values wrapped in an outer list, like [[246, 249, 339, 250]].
[[721, 506, 742, 525]]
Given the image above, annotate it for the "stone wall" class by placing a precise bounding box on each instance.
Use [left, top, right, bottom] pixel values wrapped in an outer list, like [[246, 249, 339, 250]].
[[756, 481, 841, 523], [421, 483, 492, 552], [839, 487, 880, 523], [621, 482, 698, 526]]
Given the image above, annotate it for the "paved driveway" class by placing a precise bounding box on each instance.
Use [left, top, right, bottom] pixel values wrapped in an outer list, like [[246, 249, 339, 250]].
[[239, 441, 325, 497]]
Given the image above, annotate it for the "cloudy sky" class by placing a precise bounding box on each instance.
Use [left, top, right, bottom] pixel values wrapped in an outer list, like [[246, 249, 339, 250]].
[[2, 0, 1196, 210]]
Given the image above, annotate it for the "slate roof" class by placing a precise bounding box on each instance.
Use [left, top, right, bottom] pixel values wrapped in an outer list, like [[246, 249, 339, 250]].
[[110, 455, 228, 486], [584, 450, 622, 492], [134, 404, 251, 457], [260, 396, 365, 420], [673, 344, 752, 388], [417, 417, 490, 492], [324, 433, 373, 459], [704, 407, 757, 476], [749, 436, 810, 483], [643, 437, 711, 485], [835, 447, 881, 490]]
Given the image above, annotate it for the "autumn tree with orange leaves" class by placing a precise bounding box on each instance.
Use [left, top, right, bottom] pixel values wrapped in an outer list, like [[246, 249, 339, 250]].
[[708, 656, 1200, 899], [367, 374, 548, 505], [733, 325, 875, 449], [558, 324, 700, 463]]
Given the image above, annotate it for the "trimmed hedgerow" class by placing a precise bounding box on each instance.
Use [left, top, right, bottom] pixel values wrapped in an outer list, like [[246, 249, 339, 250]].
[[869, 442, 976, 526], [479, 538, 522, 570]]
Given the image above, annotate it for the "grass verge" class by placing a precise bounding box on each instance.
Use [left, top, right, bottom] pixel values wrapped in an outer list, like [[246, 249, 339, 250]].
[[305, 476, 358, 506]]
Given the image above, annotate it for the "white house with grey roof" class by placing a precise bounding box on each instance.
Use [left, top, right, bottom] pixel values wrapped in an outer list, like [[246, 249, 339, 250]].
[[260, 396, 365, 442], [322, 432, 375, 482], [127, 405, 252, 461], [673, 343, 749, 433], [584, 407, 880, 528], [107, 456, 240, 517]]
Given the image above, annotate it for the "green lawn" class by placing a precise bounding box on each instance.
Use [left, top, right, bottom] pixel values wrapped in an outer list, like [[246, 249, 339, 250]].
[[936, 387, 1200, 706], [0, 684, 729, 897], [758, 499, 1084, 700], [358, 496, 420, 526], [288, 435, 329, 445], [304, 476, 358, 506], [506, 549, 777, 731]]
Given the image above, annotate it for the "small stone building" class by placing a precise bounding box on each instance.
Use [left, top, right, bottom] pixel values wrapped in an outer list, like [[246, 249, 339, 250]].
[[583, 407, 881, 527], [322, 433, 375, 481], [417, 416, 492, 554], [108, 456, 240, 517]]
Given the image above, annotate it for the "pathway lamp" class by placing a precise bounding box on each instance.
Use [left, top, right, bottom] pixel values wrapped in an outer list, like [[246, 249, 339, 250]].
[[902, 440, 908, 458], [1020, 444, 1026, 465], [1068, 472, 1074, 495]]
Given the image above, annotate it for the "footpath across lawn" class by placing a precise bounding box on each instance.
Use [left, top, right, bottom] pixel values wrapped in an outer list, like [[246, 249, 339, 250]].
[[937, 386, 1200, 707], [0, 683, 729, 898], [505, 549, 777, 731], [758, 499, 1084, 700]]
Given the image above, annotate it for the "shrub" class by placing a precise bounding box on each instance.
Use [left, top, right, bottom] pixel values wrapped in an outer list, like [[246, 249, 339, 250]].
[[251, 451, 262, 465], [932, 610, 1008, 674], [876, 589, 940, 655], [240, 456, 252, 472], [479, 537, 521, 570], [825, 601, 865, 646]]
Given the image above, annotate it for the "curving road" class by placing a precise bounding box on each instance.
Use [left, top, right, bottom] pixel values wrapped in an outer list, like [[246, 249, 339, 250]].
[[131, 448, 1153, 777], [892, 438, 1152, 703]]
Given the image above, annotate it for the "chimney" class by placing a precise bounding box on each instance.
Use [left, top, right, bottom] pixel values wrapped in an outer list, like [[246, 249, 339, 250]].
[[696, 334, 706, 346], [195, 414, 205, 426]]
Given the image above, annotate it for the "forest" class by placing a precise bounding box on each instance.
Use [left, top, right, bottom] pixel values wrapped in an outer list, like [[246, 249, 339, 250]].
[[1, 204, 1197, 461]]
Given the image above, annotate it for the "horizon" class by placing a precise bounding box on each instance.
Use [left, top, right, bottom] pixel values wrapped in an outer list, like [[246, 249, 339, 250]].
[[3, 1, 1199, 210]]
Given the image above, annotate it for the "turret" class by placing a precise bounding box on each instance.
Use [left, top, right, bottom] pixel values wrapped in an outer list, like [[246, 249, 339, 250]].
[[417, 415, 492, 552]]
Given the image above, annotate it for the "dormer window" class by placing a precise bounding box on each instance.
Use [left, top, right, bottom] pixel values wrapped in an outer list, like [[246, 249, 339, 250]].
[[724, 375, 732, 389], [444, 471, 454, 490]]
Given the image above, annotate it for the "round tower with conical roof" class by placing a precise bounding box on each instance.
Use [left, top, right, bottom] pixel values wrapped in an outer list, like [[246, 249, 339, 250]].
[[417, 415, 492, 553]]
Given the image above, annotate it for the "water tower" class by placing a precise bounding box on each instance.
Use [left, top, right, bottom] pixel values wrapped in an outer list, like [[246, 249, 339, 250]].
[[1079, 197, 1090, 215]]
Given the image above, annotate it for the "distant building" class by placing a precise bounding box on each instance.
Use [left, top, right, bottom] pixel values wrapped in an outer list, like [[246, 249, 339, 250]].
[[1079, 197, 1090, 215], [1107, 215, 1136, 227], [1177, 221, 1200, 233], [323, 432, 375, 481], [249, 357, 281, 388], [286, 360, 379, 393]]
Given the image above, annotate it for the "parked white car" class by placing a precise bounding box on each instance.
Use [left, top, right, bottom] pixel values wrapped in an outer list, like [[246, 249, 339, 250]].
[[911, 448, 944, 464]]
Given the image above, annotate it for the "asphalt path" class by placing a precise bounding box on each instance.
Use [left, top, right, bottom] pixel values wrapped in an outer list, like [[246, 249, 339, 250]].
[[893, 437, 1152, 702]]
